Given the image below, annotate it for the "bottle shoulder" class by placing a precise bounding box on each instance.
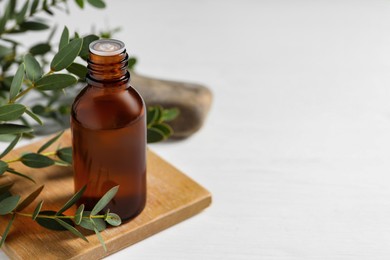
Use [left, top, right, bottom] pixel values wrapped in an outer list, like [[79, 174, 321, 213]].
[[71, 84, 145, 130]]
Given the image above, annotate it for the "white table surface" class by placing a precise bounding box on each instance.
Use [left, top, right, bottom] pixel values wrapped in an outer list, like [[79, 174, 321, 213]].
[[2, 0, 390, 259]]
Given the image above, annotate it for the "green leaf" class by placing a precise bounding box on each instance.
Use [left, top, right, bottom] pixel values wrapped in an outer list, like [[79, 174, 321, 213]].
[[51, 38, 83, 71], [56, 185, 86, 215], [55, 218, 88, 242], [0, 45, 12, 59], [79, 34, 99, 59], [32, 200, 43, 220], [0, 214, 15, 247], [9, 64, 25, 100], [20, 21, 50, 31], [0, 182, 14, 195], [147, 107, 160, 126], [105, 213, 121, 226], [59, 26, 69, 50], [35, 74, 77, 91], [0, 104, 26, 121], [24, 54, 43, 82], [0, 0, 13, 34], [66, 62, 87, 80], [128, 57, 137, 70], [0, 195, 20, 215], [79, 211, 106, 231], [0, 191, 12, 202], [75, 0, 84, 8], [0, 161, 8, 175], [30, 0, 40, 15], [94, 227, 107, 252], [6, 168, 35, 183], [25, 109, 43, 125], [16, 185, 44, 211], [36, 210, 73, 231], [20, 153, 55, 168], [37, 130, 64, 153], [151, 123, 172, 137], [29, 43, 51, 56], [161, 108, 179, 122], [87, 0, 105, 8], [15, 0, 29, 24], [0, 124, 32, 134], [56, 147, 72, 164], [147, 128, 165, 143], [91, 186, 119, 215], [75, 204, 84, 225]]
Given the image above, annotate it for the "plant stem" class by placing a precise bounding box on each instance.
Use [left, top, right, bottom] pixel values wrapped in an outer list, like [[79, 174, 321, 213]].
[[10, 84, 35, 103], [4, 151, 57, 164], [14, 211, 106, 219]]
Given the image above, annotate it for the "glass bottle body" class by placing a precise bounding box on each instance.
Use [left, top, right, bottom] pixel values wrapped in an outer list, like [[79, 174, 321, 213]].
[[71, 48, 146, 221]]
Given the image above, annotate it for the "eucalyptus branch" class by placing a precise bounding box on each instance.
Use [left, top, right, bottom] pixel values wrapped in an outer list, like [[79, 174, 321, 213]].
[[0, 184, 121, 250]]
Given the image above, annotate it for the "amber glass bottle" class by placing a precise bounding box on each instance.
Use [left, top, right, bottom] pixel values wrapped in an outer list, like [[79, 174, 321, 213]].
[[71, 39, 146, 221]]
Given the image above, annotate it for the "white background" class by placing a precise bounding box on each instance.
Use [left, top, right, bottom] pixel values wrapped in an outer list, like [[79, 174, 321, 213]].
[[3, 0, 390, 259]]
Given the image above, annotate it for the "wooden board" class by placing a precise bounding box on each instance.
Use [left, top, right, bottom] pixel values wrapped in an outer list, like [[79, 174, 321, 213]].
[[0, 130, 211, 259]]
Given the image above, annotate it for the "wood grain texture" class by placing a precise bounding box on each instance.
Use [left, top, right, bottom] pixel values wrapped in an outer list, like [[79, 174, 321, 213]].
[[0, 130, 211, 259]]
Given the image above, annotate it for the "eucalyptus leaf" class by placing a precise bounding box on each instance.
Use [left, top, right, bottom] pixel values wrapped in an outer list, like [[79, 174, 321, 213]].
[[0, 191, 12, 202], [91, 186, 119, 215], [0, 182, 14, 195], [36, 210, 73, 231], [51, 38, 83, 71], [0, 104, 26, 121], [59, 26, 69, 50], [79, 34, 99, 59], [30, 0, 39, 15], [161, 108, 179, 122], [37, 130, 64, 153], [32, 200, 43, 220], [35, 74, 77, 91], [128, 57, 137, 70], [16, 0, 29, 24], [6, 168, 35, 183], [94, 227, 107, 252], [75, 204, 84, 225], [0, 124, 32, 134], [25, 109, 43, 125], [0, 45, 12, 59], [79, 211, 106, 231], [0, 214, 15, 247], [55, 218, 88, 242], [87, 0, 105, 8], [16, 185, 44, 211], [56, 185, 86, 215], [0, 195, 20, 215], [20, 21, 50, 31], [56, 147, 72, 164], [75, 0, 84, 8], [0, 0, 12, 34], [0, 161, 8, 175], [147, 128, 165, 143], [24, 54, 43, 82], [21, 153, 55, 168], [151, 123, 172, 137], [9, 64, 25, 100], [66, 62, 87, 80], [29, 43, 51, 56], [147, 107, 159, 126], [105, 213, 121, 226]]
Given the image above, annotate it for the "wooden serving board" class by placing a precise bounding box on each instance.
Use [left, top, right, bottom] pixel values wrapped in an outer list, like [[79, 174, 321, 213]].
[[0, 130, 211, 259]]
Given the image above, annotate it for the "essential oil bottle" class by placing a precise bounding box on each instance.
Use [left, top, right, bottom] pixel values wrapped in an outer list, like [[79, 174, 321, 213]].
[[71, 39, 146, 221]]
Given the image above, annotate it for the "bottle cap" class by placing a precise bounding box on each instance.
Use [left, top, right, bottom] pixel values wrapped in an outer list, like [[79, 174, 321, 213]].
[[89, 39, 126, 56]]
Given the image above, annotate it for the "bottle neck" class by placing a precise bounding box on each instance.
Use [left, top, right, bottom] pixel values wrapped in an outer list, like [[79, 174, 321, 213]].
[[86, 50, 129, 86]]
